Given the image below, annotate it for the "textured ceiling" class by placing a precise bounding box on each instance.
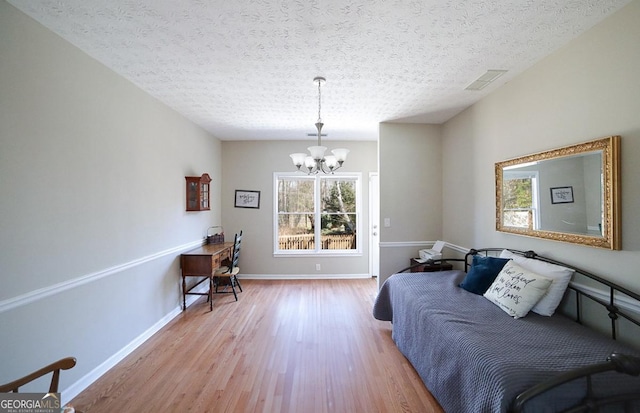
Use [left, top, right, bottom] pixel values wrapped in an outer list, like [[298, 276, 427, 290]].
[[8, 0, 631, 141]]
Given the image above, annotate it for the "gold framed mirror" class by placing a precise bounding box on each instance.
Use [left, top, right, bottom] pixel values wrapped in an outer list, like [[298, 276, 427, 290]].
[[495, 136, 620, 249]]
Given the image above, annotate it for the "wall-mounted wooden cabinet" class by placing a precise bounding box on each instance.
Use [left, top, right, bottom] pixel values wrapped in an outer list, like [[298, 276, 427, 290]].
[[185, 173, 211, 211]]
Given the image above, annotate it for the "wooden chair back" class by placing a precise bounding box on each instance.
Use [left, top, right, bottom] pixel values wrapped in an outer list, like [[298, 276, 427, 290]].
[[0, 357, 76, 393], [229, 230, 242, 272]]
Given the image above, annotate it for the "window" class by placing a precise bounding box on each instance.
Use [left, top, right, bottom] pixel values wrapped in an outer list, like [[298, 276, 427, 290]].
[[502, 171, 540, 229], [274, 173, 361, 254]]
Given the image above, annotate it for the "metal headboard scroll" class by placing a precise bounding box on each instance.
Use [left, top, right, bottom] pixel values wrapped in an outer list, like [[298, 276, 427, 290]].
[[467, 248, 640, 342]]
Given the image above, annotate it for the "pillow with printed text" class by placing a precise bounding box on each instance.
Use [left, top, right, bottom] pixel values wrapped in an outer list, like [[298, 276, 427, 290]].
[[484, 261, 553, 318]]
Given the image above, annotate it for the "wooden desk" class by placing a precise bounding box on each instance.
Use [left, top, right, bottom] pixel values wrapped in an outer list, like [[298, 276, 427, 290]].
[[181, 242, 234, 310], [410, 258, 453, 273]]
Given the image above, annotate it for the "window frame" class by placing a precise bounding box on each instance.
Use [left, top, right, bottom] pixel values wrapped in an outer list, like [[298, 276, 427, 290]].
[[273, 172, 362, 256]]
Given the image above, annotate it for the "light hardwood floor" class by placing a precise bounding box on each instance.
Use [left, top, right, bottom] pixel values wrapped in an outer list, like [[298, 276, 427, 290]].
[[71, 279, 443, 412]]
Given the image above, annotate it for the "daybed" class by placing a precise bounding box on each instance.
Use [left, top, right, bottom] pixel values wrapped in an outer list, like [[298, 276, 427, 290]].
[[373, 248, 640, 413]]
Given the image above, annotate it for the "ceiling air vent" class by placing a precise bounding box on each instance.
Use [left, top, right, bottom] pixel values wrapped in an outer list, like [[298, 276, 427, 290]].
[[465, 70, 507, 91]]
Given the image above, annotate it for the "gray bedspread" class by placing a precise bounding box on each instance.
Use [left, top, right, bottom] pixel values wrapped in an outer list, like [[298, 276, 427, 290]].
[[373, 270, 640, 413]]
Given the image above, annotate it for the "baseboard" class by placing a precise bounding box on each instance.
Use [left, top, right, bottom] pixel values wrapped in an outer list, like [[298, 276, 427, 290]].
[[61, 283, 208, 404], [238, 273, 372, 280]]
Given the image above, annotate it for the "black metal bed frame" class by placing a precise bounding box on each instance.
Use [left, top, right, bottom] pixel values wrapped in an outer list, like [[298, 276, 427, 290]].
[[400, 247, 640, 412]]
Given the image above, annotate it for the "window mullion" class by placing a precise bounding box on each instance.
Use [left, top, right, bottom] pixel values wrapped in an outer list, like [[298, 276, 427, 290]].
[[314, 176, 322, 252]]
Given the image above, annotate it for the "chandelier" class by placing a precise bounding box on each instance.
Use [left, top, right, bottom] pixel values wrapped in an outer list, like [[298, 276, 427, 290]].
[[289, 76, 349, 174]]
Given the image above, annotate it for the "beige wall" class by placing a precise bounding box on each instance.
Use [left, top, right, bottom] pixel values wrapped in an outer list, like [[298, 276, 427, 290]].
[[4, 0, 640, 402], [378, 123, 442, 285], [0, 1, 222, 398], [221, 140, 377, 277], [442, 0, 640, 292]]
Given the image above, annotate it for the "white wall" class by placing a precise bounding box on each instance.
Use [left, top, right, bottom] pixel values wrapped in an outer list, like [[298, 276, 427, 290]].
[[221, 140, 377, 277], [442, 0, 640, 292], [0, 1, 221, 397], [378, 123, 442, 285]]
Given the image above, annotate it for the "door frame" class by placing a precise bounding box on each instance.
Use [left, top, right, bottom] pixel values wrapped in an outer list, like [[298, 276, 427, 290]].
[[369, 172, 379, 280]]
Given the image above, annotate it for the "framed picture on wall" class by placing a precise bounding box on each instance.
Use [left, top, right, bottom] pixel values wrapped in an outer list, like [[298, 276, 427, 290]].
[[550, 186, 574, 204], [235, 190, 261, 208]]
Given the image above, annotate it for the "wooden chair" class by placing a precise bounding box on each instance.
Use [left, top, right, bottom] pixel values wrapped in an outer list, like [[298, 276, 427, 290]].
[[0, 357, 76, 393], [214, 230, 243, 301]]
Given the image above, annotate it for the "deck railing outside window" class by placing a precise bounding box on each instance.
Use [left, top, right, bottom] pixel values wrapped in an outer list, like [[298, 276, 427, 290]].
[[278, 234, 356, 250]]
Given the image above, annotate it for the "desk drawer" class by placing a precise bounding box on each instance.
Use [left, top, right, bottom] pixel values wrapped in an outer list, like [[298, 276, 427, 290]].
[[211, 254, 221, 269], [181, 255, 213, 275], [220, 247, 231, 262]]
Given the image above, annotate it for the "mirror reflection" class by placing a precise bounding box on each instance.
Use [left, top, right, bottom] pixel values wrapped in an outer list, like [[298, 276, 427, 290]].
[[502, 151, 602, 235], [496, 136, 620, 250]]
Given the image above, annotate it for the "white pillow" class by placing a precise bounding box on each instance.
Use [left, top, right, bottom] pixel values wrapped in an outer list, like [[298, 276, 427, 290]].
[[484, 261, 553, 318], [499, 250, 574, 316]]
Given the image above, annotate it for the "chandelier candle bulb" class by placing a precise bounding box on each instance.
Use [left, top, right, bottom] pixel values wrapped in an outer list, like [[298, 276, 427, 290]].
[[304, 156, 315, 169], [308, 145, 327, 160], [331, 148, 349, 163], [290, 153, 307, 169], [324, 155, 337, 169]]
